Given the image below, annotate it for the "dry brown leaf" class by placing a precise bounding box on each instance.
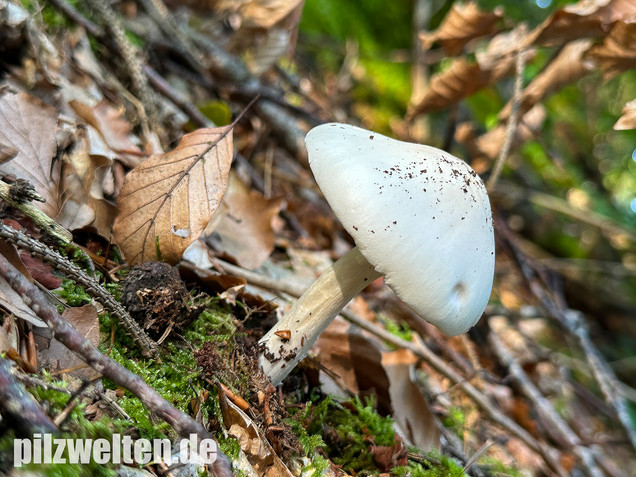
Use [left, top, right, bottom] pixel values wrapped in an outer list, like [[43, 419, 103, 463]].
[[500, 39, 594, 122], [207, 173, 283, 270], [215, 0, 303, 30], [382, 349, 440, 451], [315, 317, 392, 411], [408, 56, 514, 116], [459, 104, 546, 162], [529, 0, 636, 47], [69, 99, 144, 167], [0, 91, 60, 218], [420, 2, 502, 56], [59, 145, 117, 236], [614, 99, 636, 130], [0, 144, 17, 163], [218, 389, 294, 477], [113, 126, 234, 265], [0, 238, 47, 328], [585, 18, 636, 80], [37, 305, 100, 380]]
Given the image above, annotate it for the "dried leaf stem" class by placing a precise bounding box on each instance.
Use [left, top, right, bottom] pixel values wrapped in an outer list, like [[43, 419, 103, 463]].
[[0, 223, 157, 357], [0, 252, 233, 477]]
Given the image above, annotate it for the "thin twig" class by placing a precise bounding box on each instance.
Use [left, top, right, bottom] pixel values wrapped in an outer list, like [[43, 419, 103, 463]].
[[85, 0, 156, 144], [497, 215, 636, 452], [0, 223, 157, 357], [0, 252, 233, 476], [0, 357, 58, 435], [489, 328, 606, 477], [202, 259, 568, 475], [487, 39, 526, 191]]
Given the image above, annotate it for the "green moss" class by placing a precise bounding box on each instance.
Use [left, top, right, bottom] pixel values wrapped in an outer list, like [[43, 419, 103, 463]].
[[101, 303, 241, 441], [0, 377, 129, 476], [55, 279, 92, 307], [377, 313, 413, 343], [442, 407, 466, 439]]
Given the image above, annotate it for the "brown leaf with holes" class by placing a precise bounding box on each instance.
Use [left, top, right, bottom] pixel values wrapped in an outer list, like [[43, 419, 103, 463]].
[[207, 173, 283, 270], [112, 126, 233, 265], [529, 0, 636, 47], [0, 91, 60, 218], [420, 2, 502, 56], [614, 99, 636, 130], [585, 19, 636, 80]]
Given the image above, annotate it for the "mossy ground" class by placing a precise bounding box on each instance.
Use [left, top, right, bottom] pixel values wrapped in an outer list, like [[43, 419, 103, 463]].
[[4, 274, 520, 476]]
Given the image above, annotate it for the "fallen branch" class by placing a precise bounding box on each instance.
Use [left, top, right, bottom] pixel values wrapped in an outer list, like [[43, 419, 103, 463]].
[[0, 252, 233, 477], [0, 223, 157, 358], [0, 356, 58, 436], [488, 328, 605, 477], [0, 180, 71, 245], [200, 259, 569, 476]]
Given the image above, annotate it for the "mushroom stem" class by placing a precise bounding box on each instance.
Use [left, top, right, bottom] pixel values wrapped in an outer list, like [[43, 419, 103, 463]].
[[258, 246, 382, 385]]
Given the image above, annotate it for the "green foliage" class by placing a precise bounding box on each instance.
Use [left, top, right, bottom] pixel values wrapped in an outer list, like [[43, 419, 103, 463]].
[[394, 451, 465, 477], [442, 407, 466, 439], [102, 304, 239, 440], [0, 378, 129, 477], [377, 313, 413, 343], [55, 279, 92, 307]]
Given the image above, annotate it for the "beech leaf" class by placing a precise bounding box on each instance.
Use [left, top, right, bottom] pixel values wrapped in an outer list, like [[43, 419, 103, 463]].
[[408, 56, 514, 116], [113, 126, 234, 265], [529, 0, 636, 47], [614, 99, 636, 130], [585, 18, 636, 80], [420, 2, 502, 56], [0, 91, 60, 218], [207, 173, 283, 270]]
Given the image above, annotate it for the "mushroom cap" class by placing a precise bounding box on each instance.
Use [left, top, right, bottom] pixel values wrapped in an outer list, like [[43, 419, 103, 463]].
[[306, 123, 494, 336]]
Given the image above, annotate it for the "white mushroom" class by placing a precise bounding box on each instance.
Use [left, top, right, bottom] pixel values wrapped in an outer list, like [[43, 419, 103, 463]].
[[259, 123, 495, 385]]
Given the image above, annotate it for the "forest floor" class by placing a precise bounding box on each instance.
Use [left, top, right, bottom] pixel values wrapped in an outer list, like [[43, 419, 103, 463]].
[[0, 1, 635, 476]]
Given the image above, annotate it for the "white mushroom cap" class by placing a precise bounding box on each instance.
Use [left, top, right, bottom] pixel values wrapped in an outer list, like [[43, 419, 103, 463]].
[[306, 123, 494, 336]]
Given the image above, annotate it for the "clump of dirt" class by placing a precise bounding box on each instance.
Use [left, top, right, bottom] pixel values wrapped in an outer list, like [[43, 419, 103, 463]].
[[121, 261, 201, 340], [194, 332, 302, 458]]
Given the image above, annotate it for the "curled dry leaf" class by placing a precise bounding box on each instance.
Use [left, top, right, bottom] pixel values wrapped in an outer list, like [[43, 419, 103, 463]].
[[585, 18, 636, 80], [420, 1, 502, 56], [113, 126, 233, 265], [499, 39, 594, 122], [614, 99, 636, 130], [69, 99, 144, 167], [214, 0, 303, 30], [381, 349, 440, 452], [0, 91, 60, 218], [408, 26, 528, 117], [207, 173, 283, 270], [529, 0, 636, 47], [407, 56, 515, 116]]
